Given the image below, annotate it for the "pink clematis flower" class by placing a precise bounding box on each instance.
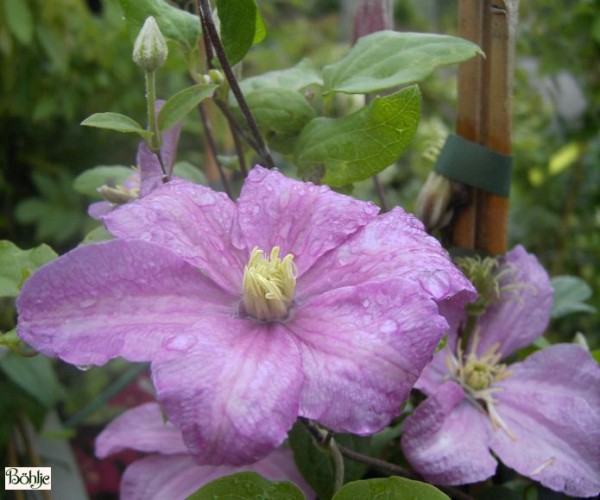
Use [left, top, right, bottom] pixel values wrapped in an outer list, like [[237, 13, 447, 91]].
[[401, 246, 600, 498], [17, 166, 475, 465], [96, 402, 313, 500]]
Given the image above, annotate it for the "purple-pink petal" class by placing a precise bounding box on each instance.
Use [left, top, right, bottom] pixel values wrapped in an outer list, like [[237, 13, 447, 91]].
[[96, 402, 187, 458], [491, 345, 600, 497], [151, 316, 304, 465], [104, 179, 247, 294], [298, 207, 475, 308], [88, 201, 114, 220], [401, 381, 497, 485], [237, 166, 380, 277], [288, 278, 448, 434], [473, 245, 553, 358], [17, 239, 235, 365]]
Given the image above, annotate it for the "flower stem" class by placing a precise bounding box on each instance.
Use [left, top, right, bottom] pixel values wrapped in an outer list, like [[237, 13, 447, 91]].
[[145, 70, 166, 177], [196, 0, 274, 169], [327, 436, 345, 493]]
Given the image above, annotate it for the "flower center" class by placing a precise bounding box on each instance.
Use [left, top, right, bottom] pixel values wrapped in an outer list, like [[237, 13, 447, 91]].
[[242, 246, 297, 321]]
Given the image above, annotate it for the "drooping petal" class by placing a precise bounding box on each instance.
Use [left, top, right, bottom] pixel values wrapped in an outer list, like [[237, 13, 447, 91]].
[[151, 316, 304, 465], [120, 448, 313, 500], [104, 179, 247, 293], [96, 402, 187, 458], [491, 345, 600, 497], [287, 278, 448, 434], [414, 348, 452, 395], [17, 239, 235, 365], [474, 245, 553, 358], [236, 166, 379, 276], [401, 381, 497, 485], [88, 201, 114, 220], [298, 207, 475, 309]]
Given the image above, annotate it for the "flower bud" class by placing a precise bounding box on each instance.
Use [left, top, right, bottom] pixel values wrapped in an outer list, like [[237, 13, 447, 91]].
[[133, 17, 168, 72], [415, 172, 453, 232], [208, 69, 225, 85]]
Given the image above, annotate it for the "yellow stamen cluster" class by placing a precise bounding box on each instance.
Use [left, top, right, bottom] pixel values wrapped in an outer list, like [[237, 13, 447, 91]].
[[242, 246, 297, 321], [446, 331, 515, 438]]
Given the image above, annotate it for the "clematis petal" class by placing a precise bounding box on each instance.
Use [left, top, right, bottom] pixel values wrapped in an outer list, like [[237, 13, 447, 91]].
[[17, 239, 235, 365], [236, 166, 379, 276], [491, 345, 600, 497], [401, 381, 497, 485], [151, 317, 304, 465], [96, 402, 187, 458], [287, 278, 448, 434], [104, 179, 247, 293], [474, 245, 553, 358], [120, 448, 313, 500], [88, 201, 114, 220], [298, 207, 475, 309]]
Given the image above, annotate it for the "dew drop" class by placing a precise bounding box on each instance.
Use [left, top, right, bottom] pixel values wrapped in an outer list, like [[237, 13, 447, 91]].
[[164, 334, 197, 352], [362, 299, 370, 308], [76, 364, 92, 371], [379, 319, 397, 334]]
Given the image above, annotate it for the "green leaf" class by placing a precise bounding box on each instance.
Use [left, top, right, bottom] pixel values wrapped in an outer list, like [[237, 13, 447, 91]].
[[80, 226, 113, 246], [216, 0, 266, 65], [157, 84, 217, 132], [240, 87, 316, 154], [288, 422, 369, 500], [592, 350, 600, 365], [73, 165, 135, 198], [0, 353, 66, 408], [172, 161, 207, 184], [119, 0, 201, 53], [187, 471, 304, 500], [295, 86, 421, 186], [550, 275, 596, 319], [333, 477, 449, 500], [239, 59, 323, 94], [81, 113, 153, 139], [0, 241, 58, 297], [324, 31, 483, 94], [3, 0, 33, 45]]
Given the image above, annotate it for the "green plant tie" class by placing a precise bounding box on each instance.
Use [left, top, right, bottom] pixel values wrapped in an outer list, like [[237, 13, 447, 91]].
[[434, 134, 513, 197]]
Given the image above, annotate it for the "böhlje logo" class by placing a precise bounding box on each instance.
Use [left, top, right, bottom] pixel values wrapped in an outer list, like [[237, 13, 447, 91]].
[[5, 467, 51, 490]]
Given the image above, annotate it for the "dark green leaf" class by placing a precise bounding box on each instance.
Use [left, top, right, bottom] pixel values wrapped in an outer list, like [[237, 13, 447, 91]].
[[288, 422, 369, 500], [0, 353, 66, 408], [295, 86, 421, 186], [81, 113, 153, 139], [242, 87, 316, 154], [73, 165, 134, 198], [157, 84, 217, 132], [0, 241, 58, 297], [119, 0, 201, 53], [550, 275, 596, 319], [3, 0, 33, 45], [333, 477, 449, 500], [187, 471, 304, 500], [172, 161, 207, 184], [216, 0, 266, 65], [324, 31, 483, 94]]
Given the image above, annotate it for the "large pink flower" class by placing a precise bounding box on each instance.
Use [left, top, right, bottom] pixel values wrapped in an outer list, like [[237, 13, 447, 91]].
[[96, 402, 313, 499], [401, 246, 600, 497], [17, 166, 475, 465]]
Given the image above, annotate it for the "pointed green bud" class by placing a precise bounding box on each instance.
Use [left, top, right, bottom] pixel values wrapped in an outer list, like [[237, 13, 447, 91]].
[[133, 16, 168, 71]]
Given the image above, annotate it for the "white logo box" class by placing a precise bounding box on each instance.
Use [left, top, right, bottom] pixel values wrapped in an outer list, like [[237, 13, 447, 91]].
[[5, 467, 51, 490]]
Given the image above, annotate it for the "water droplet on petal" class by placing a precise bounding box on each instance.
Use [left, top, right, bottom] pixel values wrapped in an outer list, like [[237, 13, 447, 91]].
[[379, 319, 397, 334], [252, 205, 261, 214], [76, 364, 92, 371], [362, 299, 370, 308], [164, 334, 197, 352]]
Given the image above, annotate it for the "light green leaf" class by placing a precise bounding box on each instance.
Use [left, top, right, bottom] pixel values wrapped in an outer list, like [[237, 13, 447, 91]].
[[172, 161, 207, 184], [0, 353, 66, 408], [241, 87, 316, 154], [295, 86, 421, 186], [333, 477, 449, 500], [187, 471, 304, 500], [239, 59, 323, 94], [157, 84, 217, 132], [0, 241, 58, 297], [551, 275, 596, 319], [80, 226, 113, 246], [3, 0, 33, 45], [118, 0, 201, 53], [216, 0, 266, 65], [324, 31, 483, 94], [81, 113, 153, 139], [73, 165, 135, 198]]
